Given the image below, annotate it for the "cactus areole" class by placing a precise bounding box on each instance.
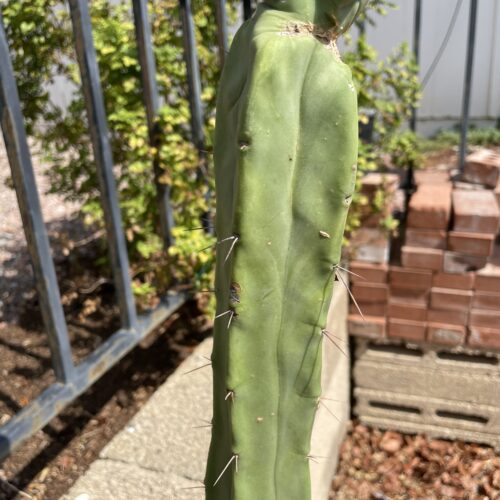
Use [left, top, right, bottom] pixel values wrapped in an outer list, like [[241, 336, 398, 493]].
[[206, 1, 366, 498]]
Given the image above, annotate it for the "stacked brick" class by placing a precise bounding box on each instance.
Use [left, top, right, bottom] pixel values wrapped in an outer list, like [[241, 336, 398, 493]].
[[348, 149, 500, 351]]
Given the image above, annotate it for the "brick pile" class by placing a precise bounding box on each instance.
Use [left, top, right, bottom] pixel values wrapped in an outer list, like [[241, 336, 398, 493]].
[[348, 149, 500, 350]]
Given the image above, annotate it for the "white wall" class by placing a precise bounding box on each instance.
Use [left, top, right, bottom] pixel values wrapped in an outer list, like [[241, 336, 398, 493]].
[[341, 0, 500, 136]]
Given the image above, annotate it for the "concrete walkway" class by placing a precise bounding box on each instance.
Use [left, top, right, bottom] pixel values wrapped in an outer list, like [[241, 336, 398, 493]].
[[63, 283, 349, 500]]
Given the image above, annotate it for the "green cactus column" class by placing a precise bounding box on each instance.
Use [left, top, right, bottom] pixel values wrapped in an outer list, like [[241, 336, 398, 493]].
[[206, 2, 366, 499]]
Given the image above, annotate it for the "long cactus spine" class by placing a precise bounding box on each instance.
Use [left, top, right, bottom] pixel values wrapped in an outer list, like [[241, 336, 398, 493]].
[[206, 2, 366, 499]]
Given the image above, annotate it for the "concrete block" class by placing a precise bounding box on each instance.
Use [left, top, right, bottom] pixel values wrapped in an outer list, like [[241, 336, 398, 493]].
[[349, 261, 388, 284], [448, 231, 495, 257], [463, 149, 500, 188], [387, 318, 426, 342], [354, 389, 500, 449], [468, 326, 500, 350], [407, 184, 452, 230], [430, 287, 473, 311], [432, 271, 475, 290], [427, 323, 466, 346], [402, 246, 443, 271], [427, 308, 468, 327], [405, 228, 447, 249], [452, 189, 500, 234], [389, 266, 432, 290], [443, 251, 487, 274], [348, 314, 386, 339]]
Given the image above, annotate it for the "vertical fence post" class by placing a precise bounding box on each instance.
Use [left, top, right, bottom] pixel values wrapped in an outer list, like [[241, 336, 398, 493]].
[[215, 0, 229, 67], [459, 0, 478, 172], [132, 0, 175, 248], [0, 15, 75, 383], [410, 0, 422, 132], [68, 0, 138, 331]]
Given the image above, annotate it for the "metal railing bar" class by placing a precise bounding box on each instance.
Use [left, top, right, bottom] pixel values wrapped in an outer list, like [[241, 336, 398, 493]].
[[68, 0, 138, 331], [0, 292, 187, 461], [410, 0, 421, 133], [459, 0, 478, 172], [0, 15, 75, 384], [214, 0, 229, 67], [132, 0, 175, 248]]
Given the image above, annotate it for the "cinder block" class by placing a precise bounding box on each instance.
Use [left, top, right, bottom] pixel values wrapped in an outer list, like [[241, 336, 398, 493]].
[[432, 272, 475, 290], [350, 228, 390, 264], [402, 246, 443, 271], [427, 323, 466, 346], [388, 318, 426, 342], [475, 271, 500, 293], [349, 302, 386, 317], [352, 282, 388, 304], [469, 327, 500, 350], [389, 266, 432, 290], [354, 339, 500, 405], [405, 228, 447, 249], [430, 287, 473, 311], [354, 388, 500, 449], [348, 314, 385, 339], [390, 287, 429, 307], [472, 291, 500, 310], [427, 308, 468, 326], [452, 190, 500, 234], [469, 309, 500, 329], [349, 261, 388, 284], [388, 300, 427, 322], [443, 251, 487, 274], [448, 231, 494, 257], [407, 184, 452, 230], [463, 149, 500, 188]]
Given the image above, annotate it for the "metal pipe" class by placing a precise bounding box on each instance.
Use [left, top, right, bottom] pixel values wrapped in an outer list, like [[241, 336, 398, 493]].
[[0, 15, 75, 384], [132, 0, 175, 248], [243, 0, 253, 21], [459, 0, 478, 172], [410, 0, 422, 132], [68, 0, 138, 331], [215, 0, 229, 67]]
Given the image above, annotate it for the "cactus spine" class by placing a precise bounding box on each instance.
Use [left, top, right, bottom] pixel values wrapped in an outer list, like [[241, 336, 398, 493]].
[[206, 2, 367, 498]]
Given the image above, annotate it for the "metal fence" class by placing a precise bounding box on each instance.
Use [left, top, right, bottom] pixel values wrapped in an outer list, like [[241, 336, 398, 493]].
[[0, 0, 253, 462]]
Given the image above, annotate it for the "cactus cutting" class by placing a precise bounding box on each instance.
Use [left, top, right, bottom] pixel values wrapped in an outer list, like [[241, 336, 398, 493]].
[[206, 1, 367, 498]]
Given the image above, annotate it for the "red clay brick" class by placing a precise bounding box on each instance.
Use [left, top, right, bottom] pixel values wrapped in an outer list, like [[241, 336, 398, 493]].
[[391, 287, 429, 307], [430, 287, 473, 311], [349, 261, 388, 284], [443, 251, 487, 274], [401, 246, 443, 271], [361, 172, 400, 196], [348, 314, 386, 339], [452, 189, 500, 234], [351, 228, 390, 264], [463, 149, 500, 188], [405, 228, 447, 249], [388, 300, 427, 321], [352, 282, 388, 304], [414, 169, 451, 186], [447, 231, 494, 257], [407, 184, 452, 230], [469, 308, 500, 329], [388, 318, 426, 342], [432, 272, 475, 290], [427, 308, 469, 326], [389, 266, 432, 290], [495, 179, 500, 208], [472, 291, 500, 310], [427, 323, 466, 346], [474, 271, 500, 293], [468, 326, 500, 350], [349, 302, 387, 317]]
